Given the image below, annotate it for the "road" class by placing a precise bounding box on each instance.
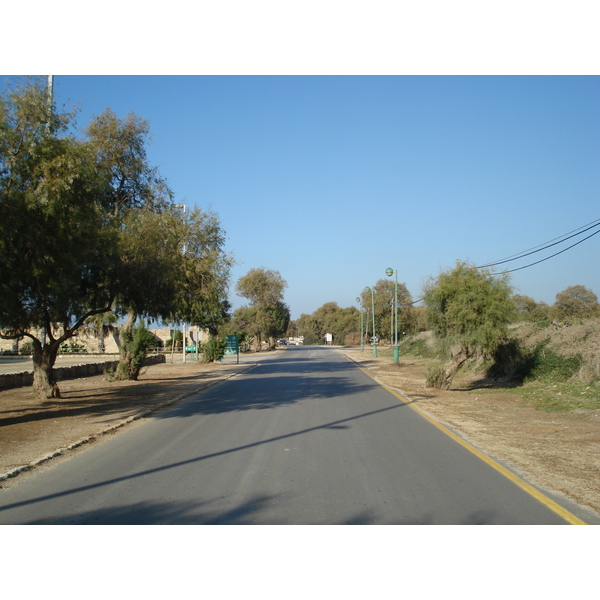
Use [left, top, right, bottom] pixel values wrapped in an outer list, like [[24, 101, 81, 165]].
[[0, 346, 586, 524]]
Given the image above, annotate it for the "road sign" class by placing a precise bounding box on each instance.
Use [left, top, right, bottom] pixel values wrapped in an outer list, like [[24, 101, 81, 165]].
[[224, 335, 239, 363]]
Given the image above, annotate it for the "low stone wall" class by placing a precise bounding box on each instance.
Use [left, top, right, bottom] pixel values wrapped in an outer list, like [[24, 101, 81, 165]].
[[0, 354, 166, 390]]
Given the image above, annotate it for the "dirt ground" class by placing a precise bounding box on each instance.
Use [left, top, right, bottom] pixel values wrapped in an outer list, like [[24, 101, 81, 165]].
[[1, 348, 599, 521]]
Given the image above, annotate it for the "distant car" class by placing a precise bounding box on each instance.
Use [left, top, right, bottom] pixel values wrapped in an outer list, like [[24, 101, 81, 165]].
[[277, 339, 287, 345]]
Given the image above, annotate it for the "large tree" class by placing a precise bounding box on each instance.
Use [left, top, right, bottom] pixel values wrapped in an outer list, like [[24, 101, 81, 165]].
[[235, 268, 288, 350], [86, 110, 233, 379], [84, 108, 178, 379], [553, 285, 599, 320], [0, 79, 120, 398], [422, 260, 515, 389]]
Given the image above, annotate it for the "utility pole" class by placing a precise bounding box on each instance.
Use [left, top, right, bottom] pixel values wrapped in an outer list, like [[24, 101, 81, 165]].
[[41, 75, 54, 348], [174, 204, 187, 363]]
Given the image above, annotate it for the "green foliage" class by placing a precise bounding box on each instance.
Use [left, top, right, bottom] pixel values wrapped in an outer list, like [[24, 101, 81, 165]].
[[201, 336, 226, 362], [296, 302, 360, 346], [423, 260, 515, 357], [512, 294, 550, 322], [422, 261, 515, 389], [235, 268, 287, 307], [520, 381, 600, 412], [166, 330, 183, 348], [399, 336, 437, 359], [523, 345, 583, 383], [234, 268, 289, 349], [359, 279, 416, 341], [553, 285, 599, 320], [115, 320, 155, 380], [0, 78, 232, 395], [0, 78, 116, 334], [59, 340, 87, 353], [425, 363, 446, 388]]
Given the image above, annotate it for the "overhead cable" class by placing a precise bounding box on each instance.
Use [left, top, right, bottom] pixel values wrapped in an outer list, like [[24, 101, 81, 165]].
[[477, 217, 600, 269]]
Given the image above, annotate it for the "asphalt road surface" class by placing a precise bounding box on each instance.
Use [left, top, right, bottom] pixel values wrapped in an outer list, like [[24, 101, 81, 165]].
[[0, 346, 587, 524]]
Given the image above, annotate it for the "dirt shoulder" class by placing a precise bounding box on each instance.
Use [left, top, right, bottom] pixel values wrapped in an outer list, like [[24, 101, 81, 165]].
[[339, 347, 600, 521]]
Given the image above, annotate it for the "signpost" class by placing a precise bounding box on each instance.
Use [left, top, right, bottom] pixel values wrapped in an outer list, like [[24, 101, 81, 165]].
[[224, 335, 239, 364]]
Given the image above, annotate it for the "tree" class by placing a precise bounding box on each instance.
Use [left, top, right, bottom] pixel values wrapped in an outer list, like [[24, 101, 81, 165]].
[[85, 108, 178, 380], [0, 79, 119, 398], [512, 294, 549, 322], [114, 320, 157, 380], [422, 261, 515, 389], [235, 267, 287, 306], [87, 111, 233, 378], [235, 268, 288, 351], [170, 207, 233, 336], [359, 279, 415, 342], [85, 311, 118, 353], [553, 285, 599, 320]]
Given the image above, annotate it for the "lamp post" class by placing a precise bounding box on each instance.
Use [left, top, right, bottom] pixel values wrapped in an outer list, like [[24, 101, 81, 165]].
[[356, 297, 364, 352], [386, 267, 399, 364], [364, 286, 377, 357], [175, 204, 187, 362]]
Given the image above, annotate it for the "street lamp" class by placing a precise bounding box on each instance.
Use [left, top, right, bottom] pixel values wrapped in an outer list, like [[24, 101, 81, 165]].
[[175, 204, 188, 363], [386, 267, 399, 364], [356, 297, 364, 352], [364, 286, 377, 357]]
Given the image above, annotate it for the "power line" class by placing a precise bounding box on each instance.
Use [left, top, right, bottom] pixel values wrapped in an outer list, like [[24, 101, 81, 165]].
[[385, 216, 600, 308], [492, 227, 600, 274], [477, 217, 600, 269]]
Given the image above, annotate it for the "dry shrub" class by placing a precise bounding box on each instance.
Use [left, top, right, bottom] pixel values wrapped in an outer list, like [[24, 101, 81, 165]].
[[514, 318, 600, 383]]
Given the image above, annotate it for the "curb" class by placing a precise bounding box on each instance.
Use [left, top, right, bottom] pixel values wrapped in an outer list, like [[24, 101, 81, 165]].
[[0, 363, 255, 483]]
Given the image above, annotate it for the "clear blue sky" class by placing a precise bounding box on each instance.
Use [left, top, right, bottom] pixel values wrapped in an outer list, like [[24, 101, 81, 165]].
[[3, 75, 599, 319]]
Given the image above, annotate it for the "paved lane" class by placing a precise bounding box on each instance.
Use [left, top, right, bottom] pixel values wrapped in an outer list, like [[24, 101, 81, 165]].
[[0, 346, 585, 524]]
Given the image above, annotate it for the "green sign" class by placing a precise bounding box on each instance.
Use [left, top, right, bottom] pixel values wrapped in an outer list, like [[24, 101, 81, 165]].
[[225, 335, 239, 355]]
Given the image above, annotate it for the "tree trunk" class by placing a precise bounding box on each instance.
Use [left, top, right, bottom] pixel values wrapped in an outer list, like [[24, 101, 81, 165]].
[[116, 311, 138, 380], [32, 339, 61, 399], [253, 332, 262, 353], [438, 346, 471, 390]]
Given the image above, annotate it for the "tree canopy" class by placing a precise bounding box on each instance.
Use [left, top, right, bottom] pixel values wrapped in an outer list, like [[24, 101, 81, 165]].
[[553, 285, 599, 320], [234, 268, 289, 350], [422, 260, 515, 389], [359, 278, 415, 342]]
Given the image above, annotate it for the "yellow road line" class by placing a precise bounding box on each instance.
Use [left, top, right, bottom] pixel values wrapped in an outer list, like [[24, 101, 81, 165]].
[[343, 354, 587, 525]]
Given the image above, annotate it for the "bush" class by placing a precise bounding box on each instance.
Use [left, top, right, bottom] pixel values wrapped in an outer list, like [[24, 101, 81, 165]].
[[344, 331, 361, 346], [59, 340, 87, 353], [524, 346, 583, 383], [426, 363, 445, 387], [202, 336, 226, 362], [19, 341, 34, 355], [115, 320, 155, 380]]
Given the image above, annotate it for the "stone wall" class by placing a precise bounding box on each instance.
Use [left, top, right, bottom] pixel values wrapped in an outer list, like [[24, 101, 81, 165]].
[[0, 354, 166, 390]]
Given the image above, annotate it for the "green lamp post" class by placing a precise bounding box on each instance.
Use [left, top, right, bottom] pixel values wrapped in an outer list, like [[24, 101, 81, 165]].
[[356, 296, 365, 352], [386, 268, 399, 364], [364, 286, 377, 357]]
